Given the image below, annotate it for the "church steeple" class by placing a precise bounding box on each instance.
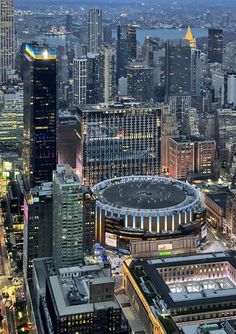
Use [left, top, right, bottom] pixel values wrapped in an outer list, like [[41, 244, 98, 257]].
[[184, 24, 196, 48]]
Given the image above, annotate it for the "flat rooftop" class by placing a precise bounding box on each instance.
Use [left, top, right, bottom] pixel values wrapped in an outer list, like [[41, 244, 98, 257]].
[[206, 192, 228, 210], [93, 176, 199, 213], [172, 135, 214, 143], [80, 102, 160, 112], [126, 251, 236, 309]]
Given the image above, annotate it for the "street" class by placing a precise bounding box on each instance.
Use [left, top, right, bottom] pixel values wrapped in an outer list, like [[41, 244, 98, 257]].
[[0, 212, 17, 334]]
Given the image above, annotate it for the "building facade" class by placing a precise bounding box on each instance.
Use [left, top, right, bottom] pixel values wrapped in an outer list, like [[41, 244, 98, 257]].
[[58, 109, 82, 179], [81, 103, 162, 186], [127, 63, 154, 102], [208, 28, 223, 64], [117, 25, 137, 79], [0, 86, 23, 153], [23, 44, 57, 187], [87, 8, 103, 53], [217, 109, 236, 163], [73, 57, 87, 106], [23, 182, 53, 278], [168, 136, 216, 180], [0, 0, 14, 83], [52, 165, 84, 268], [32, 259, 130, 334]]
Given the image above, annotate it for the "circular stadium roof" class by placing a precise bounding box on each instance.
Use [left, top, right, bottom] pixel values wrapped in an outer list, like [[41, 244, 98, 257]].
[[92, 176, 201, 216]]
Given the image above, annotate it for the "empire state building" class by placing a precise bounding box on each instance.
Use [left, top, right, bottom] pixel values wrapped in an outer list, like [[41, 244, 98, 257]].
[[0, 0, 14, 84]]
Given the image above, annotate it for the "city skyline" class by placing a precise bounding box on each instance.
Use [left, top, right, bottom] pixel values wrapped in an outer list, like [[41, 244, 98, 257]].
[[1, 0, 236, 332]]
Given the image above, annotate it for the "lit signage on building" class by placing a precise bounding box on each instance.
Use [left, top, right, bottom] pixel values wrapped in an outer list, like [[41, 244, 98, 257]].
[[105, 232, 117, 248], [158, 244, 173, 251]]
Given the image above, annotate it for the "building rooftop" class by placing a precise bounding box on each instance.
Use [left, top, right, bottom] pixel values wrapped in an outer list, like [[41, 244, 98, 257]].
[[92, 176, 200, 215], [33, 258, 118, 317], [80, 102, 160, 112], [125, 251, 236, 311], [25, 43, 56, 60], [54, 164, 81, 185], [206, 192, 228, 210], [171, 135, 215, 143]]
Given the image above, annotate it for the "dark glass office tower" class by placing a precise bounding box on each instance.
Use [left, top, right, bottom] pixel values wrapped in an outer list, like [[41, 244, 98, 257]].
[[117, 25, 137, 79], [128, 25, 137, 60], [23, 44, 57, 187], [208, 28, 223, 64], [165, 40, 192, 98]]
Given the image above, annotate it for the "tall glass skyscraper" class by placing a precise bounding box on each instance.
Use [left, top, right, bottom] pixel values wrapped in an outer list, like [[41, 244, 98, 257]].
[[0, 0, 14, 83], [87, 8, 103, 53], [23, 44, 57, 187], [208, 28, 223, 64]]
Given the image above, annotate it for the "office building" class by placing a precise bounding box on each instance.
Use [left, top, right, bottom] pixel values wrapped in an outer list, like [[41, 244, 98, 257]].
[[225, 189, 236, 235], [58, 109, 82, 179], [23, 44, 57, 187], [0, 0, 14, 83], [23, 182, 53, 279], [32, 259, 130, 334], [83, 188, 96, 254], [217, 109, 236, 162], [103, 46, 117, 103], [103, 25, 113, 45], [0, 86, 23, 153], [128, 25, 137, 60], [224, 42, 236, 72], [65, 13, 72, 33], [52, 165, 84, 268], [86, 53, 104, 104], [191, 48, 202, 97], [161, 105, 179, 173], [168, 135, 216, 180], [81, 102, 162, 186], [127, 63, 154, 102], [117, 25, 137, 79], [73, 57, 87, 106], [169, 95, 192, 125], [165, 40, 192, 98], [73, 49, 116, 106], [227, 73, 236, 107], [185, 107, 200, 136], [205, 192, 228, 231], [87, 9, 103, 53], [123, 251, 236, 331], [208, 28, 223, 64]]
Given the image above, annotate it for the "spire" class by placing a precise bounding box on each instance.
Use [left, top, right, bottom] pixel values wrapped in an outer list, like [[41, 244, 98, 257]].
[[184, 24, 196, 48]]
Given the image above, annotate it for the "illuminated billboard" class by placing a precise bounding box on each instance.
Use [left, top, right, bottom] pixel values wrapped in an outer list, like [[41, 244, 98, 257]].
[[105, 232, 118, 248], [158, 244, 173, 251]]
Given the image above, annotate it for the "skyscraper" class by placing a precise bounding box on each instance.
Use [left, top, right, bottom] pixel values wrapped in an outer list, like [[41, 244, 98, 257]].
[[117, 25, 137, 79], [165, 40, 192, 123], [87, 8, 103, 53], [73, 57, 87, 106], [127, 63, 154, 102], [65, 13, 72, 33], [208, 28, 223, 64], [81, 103, 162, 186], [165, 40, 192, 98], [0, 86, 23, 153], [168, 136, 216, 180], [23, 182, 53, 278], [103, 46, 117, 103], [23, 44, 57, 187], [52, 165, 84, 268], [128, 25, 137, 59], [86, 52, 104, 104], [0, 0, 14, 84]]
